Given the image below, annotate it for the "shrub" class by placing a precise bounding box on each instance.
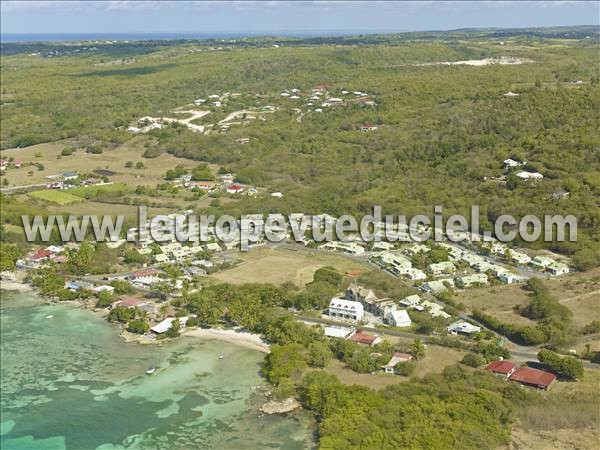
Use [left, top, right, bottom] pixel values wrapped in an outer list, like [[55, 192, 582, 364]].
[[460, 353, 486, 368]]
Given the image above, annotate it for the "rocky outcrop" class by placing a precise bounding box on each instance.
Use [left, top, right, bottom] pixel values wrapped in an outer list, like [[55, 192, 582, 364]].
[[260, 397, 300, 414]]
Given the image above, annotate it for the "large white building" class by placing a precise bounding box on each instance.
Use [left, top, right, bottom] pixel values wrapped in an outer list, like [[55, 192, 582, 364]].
[[328, 298, 364, 321]]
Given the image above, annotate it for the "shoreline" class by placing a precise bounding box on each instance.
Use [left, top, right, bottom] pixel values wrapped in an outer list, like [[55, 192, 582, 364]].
[[1, 281, 271, 354], [182, 327, 270, 353]]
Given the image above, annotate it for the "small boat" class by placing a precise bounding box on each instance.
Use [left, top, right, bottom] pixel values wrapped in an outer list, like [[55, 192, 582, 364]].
[[45, 315, 54, 319], [218, 353, 224, 360], [145, 366, 156, 375]]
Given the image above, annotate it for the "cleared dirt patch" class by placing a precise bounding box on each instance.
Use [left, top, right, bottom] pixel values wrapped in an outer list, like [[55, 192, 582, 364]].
[[0, 139, 200, 187], [210, 247, 370, 287]]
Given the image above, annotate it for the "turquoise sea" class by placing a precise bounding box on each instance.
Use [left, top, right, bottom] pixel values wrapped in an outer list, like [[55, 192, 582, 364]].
[[0, 291, 315, 450]]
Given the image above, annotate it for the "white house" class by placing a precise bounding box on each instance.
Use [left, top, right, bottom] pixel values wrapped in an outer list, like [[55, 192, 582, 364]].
[[421, 301, 451, 319], [447, 320, 481, 335], [398, 267, 427, 281], [548, 262, 569, 276], [322, 325, 356, 339], [503, 91, 520, 97], [498, 272, 525, 284], [516, 171, 543, 180], [399, 294, 421, 308], [386, 309, 412, 327], [428, 261, 456, 276], [531, 255, 554, 269], [421, 279, 454, 294], [382, 352, 413, 374], [455, 274, 489, 288], [509, 251, 532, 265], [150, 317, 189, 334], [92, 285, 115, 294], [328, 298, 364, 322], [503, 158, 525, 171]]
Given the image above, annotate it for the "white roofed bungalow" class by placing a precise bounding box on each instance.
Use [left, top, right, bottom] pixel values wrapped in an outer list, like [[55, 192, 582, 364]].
[[455, 274, 488, 289], [548, 262, 569, 276], [447, 320, 481, 336], [399, 294, 421, 308], [386, 309, 412, 327]]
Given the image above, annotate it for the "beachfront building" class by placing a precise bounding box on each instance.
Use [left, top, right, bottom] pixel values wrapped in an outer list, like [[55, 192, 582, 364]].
[[328, 298, 364, 322], [150, 317, 189, 334]]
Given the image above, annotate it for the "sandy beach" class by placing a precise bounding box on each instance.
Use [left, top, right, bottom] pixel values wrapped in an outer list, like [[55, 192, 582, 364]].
[[0, 281, 33, 292], [183, 328, 270, 353]]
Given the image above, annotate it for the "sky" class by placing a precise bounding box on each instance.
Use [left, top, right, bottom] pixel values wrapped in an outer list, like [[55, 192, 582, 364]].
[[1, 1, 598, 36]]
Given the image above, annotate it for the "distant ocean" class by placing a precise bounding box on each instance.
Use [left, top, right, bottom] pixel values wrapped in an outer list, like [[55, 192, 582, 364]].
[[0, 30, 395, 43]]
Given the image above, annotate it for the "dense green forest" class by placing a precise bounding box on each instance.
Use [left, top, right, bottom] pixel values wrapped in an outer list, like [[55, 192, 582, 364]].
[[1, 29, 599, 268]]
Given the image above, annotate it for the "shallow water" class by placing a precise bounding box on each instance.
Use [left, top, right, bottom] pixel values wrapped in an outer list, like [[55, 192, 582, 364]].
[[0, 291, 315, 450]]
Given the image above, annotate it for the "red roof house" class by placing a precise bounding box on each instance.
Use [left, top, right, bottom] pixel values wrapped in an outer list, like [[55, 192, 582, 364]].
[[111, 297, 142, 309], [30, 249, 53, 262], [226, 184, 244, 194], [130, 269, 160, 280], [509, 367, 556, 390], [486, 360, 517, 378], [349, 331, 381, 346]]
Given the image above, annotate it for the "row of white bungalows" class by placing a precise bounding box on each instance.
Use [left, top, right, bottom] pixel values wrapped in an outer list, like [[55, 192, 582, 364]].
[[328, 298, 364, 321], [531, 256, 570, 275], [372, 252, 427, 281], [319, 241, 365, 255]]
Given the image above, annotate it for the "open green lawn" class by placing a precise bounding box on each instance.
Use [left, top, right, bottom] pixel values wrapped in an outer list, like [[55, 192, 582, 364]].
[[28, 189, 84, 205]]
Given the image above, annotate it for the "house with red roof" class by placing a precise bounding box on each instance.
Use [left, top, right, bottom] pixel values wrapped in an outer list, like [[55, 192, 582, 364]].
[[509, 367, 556, 390], [110, 297, 142, 309], [226, 184, 244, 194], [486, 360, 517, 379], [29, 248, 54, 263], [130, 269, 159, 280], [349, 331, 382, 346]]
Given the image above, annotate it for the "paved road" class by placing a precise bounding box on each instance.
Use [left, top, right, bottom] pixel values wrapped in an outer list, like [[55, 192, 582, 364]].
[[0, 183, 47, 195], [298, 315, 600, 370]]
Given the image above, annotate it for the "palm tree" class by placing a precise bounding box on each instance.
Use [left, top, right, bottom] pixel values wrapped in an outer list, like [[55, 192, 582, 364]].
[[410, 338, 425, 360]]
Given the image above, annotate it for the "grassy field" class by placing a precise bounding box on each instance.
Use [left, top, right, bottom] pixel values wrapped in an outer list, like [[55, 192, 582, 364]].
[[510, 369, 600, 450], [455, 268, 600, 329], [209, 247, 372, 287], [28, 189, 84, 205], [0, 137, 202, 187], [320, 345, 467, 390]]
